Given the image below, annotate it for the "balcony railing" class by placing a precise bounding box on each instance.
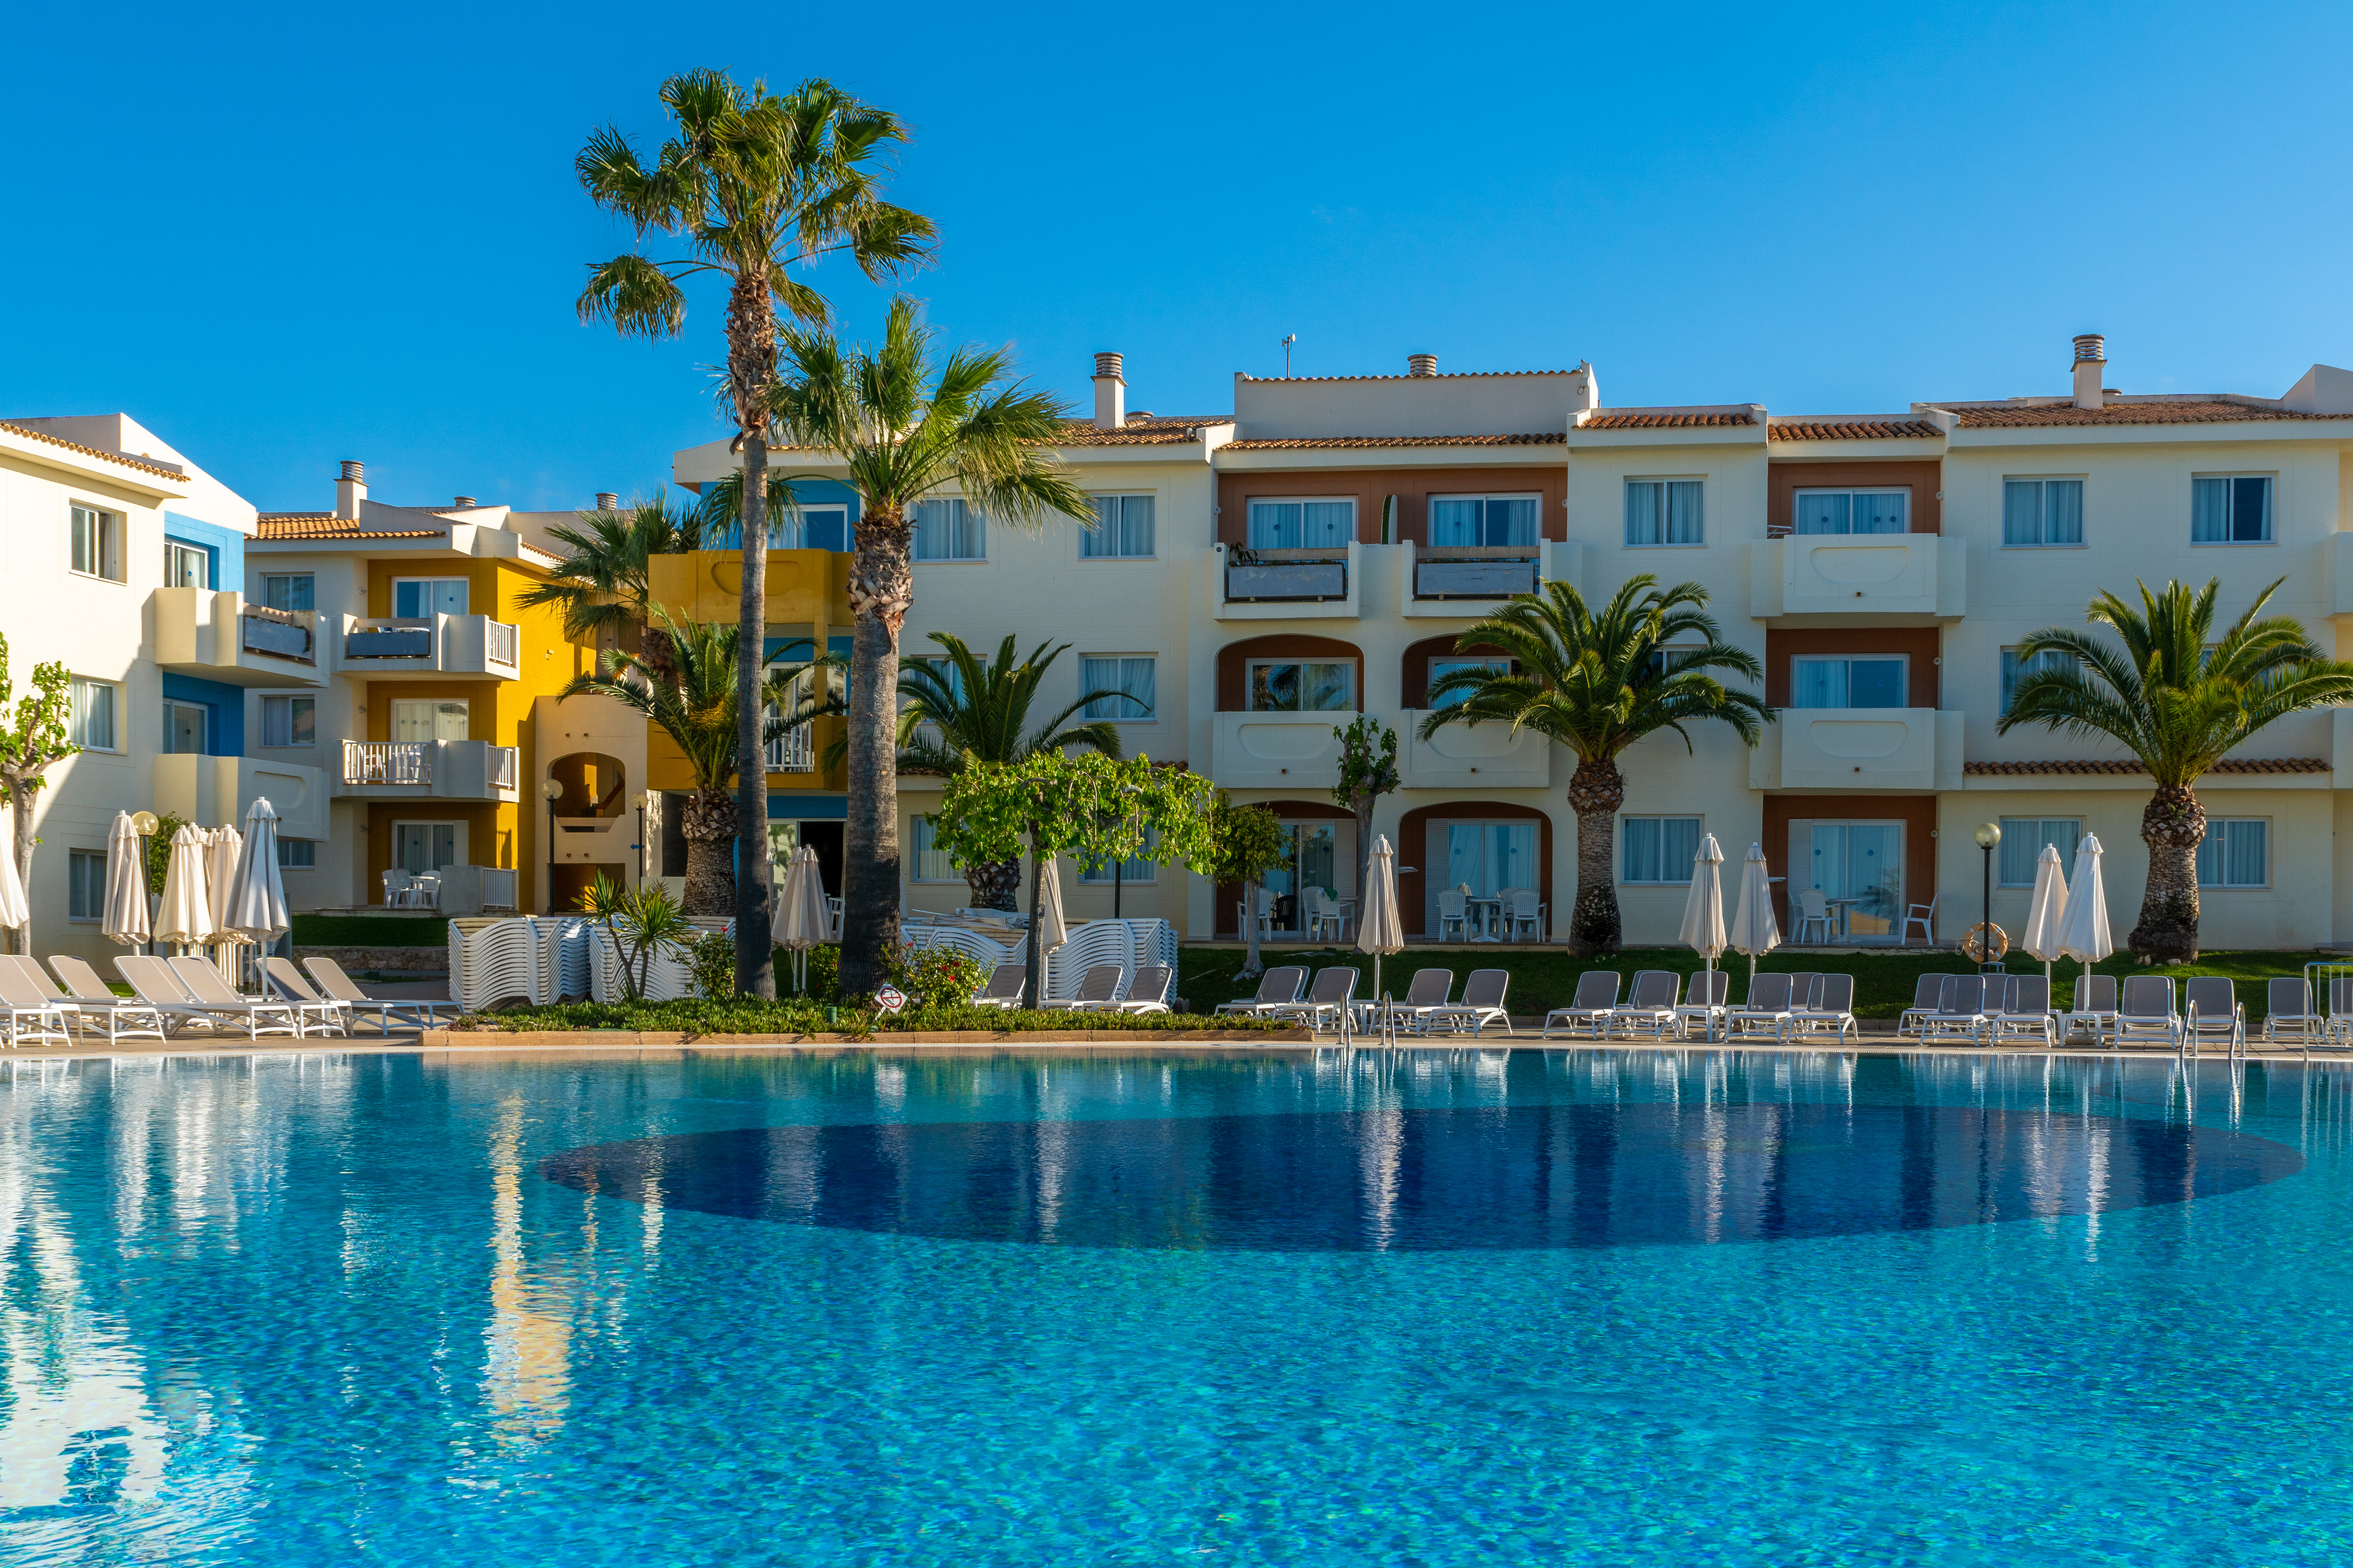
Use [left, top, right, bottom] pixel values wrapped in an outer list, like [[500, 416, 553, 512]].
[[767, 725, 816, 773], [346, 622, 434, 660], [1225, 549, 1348, 603], [1413, 548, 1539, 600], [342, 739, 521, 795], [239, 603, 316, 662], [489, 745, 519, 790], [487, 619, 520, 668], [344, 740, 430, 785]]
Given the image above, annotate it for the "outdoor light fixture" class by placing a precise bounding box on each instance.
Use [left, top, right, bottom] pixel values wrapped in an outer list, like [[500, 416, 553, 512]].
[[542, 779, 563, 913], [1973, 821, 2003, 973], [632, 792, 649, 882]]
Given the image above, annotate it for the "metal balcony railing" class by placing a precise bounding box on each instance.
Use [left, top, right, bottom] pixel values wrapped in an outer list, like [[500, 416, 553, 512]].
[[344, 741, 429, 785], [767, 724, 816, 773]]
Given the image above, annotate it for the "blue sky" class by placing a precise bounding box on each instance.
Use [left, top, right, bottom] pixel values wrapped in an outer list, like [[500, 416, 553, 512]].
[[6, 2, 2351, 513]]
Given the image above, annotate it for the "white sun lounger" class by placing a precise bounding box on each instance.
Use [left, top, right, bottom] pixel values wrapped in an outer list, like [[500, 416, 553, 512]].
[[1606, 969, 1682, 1040], [1041, 964, 1126, 1012], [264, 957, 351, 1037], [1215, 966, 1309, 1018], [0, 962, 71, 1047], [1723, 972, 1796, 1044], [167, 956, 303, 1038], [1427, 968, 1511, 1037], [1262, 966, 1356, 1032], [1540, 970, 1619, 1039], [1106, 965, 1175, 1016], [303, 956, 455, 1029], [47, 956, 168, 1043], [1675, 969, 1731, 1041]]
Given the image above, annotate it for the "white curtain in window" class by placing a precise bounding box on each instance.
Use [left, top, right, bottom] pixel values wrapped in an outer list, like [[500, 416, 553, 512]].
[[1625, 481, 1661, 545], [1302, 501, 1352, 547], [1081, 657, 1155, 720], [914, 499, 983, 560], [1445, 821, 1536, 896], [1998, 817, 2080, 885], [2003, 481, 2042, 545], [2192, 477, 2231, 542], [1796, 493, 1849, 534], [910, 817, 959, 882], [1665, 481, 1703, 543], [70, 679, 114, 750], [1429, 499, 1481, 547], [1489, 497, 1539, 546], [2045, 479, 2083, 544], [1791, 658, 1847, 708], [2198, 820, 2267, 887], [1851, 492, 1906, 533], [1659, 816, 1700, 878]]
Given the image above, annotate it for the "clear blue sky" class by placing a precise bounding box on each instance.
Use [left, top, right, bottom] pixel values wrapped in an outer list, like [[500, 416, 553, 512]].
[[7, 2, 2350, 514]]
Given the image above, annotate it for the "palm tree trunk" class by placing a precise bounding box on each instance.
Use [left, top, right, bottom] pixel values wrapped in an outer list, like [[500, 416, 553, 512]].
[[1565, 756, 1625, 956], [680, 789, 738, 917], [2131, 783, 2205, 963], [964, 859, 1020, 911], [728, 271, 776, 998], [1020, 828, 1046, 1010], [842, 512, 914, 996]]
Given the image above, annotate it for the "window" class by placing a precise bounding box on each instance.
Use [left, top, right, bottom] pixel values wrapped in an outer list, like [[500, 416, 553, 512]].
[[1446, 821, 1537, 897], [1080, 656, 1156, 721], [1793, 820, 1904, 942], [392, 699, 468, 743], [1625, 480, 1704, 546], [909, 816, 959, 882], [1248, 661, 1354, 711], [1247, 499, 1354, 549], [1429, 658, 1511, 708], [1080, 828, 1158, 884], [2197, 819, 2268, 888], [70, 505, 124, 582], [162, 700, 208, 755], [263, 574, 315, 612], [1997, 818, 2082, 886], [69, 677, 117, 750], [911, 498, 985, 561], [767, 507, 848, 552], [1999, 647, 2074, 717], [1082, 495, 1156, 558], [278, 839, 317, 869], [1428, 495, 1539, 548], [2193, 476, 2273, 543], [1621, 816, 1703, 884], [2003, 479, 2084, 546], [261, 694, 317, 747], [1794, 488, 1908, 535], [393, 822, 460, 875], [392, 578, 469, 617], [68, 849, 106, 921], [165, 541, 210, 589], [1791, 654, 1906, 709]]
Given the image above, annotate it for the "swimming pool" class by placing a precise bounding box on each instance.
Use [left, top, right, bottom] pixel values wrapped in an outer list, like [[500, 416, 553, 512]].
[[0, 1047, 2346, 1565]]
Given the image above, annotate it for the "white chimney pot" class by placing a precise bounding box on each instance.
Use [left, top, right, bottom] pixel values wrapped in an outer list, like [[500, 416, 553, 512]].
[[2072, 334, 2107, 411], [1092, 352, 1125, 431], [335, 459, 367, 520]]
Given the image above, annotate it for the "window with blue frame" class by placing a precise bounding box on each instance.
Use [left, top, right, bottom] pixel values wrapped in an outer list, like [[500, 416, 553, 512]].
[[1428, 495, 1539, 548]]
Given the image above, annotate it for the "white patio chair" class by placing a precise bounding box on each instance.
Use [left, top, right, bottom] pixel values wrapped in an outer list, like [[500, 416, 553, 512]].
[[383, 870, 414, 908], [1901, 893, 1939, 945], [1793, 889, 1834, 945], [1507, 889, 1546, 942], [409, 873, 442, 911], [1236, 887, 1276, 942], [1435, 890, 1470, 942]]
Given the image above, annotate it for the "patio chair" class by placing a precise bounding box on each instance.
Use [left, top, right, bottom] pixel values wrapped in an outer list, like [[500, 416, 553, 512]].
[[1507, 890, 1546, 943], [264, 957, 352, 1037], [1236, 888, 1275, 943], [302, 956, 456, 1030], [1723, 973, 1796, 1043], [1369, 968, 1455, 1036], [0, 963, 71, 1047], [1042, 964, 1127, 1012], [1265, 966, 1358, 1032], [1793, 890, 1834, 945], [1429, 969, 1511, 1037], [1918, 975, 1987, 1043], [2184, 976, 2246, 1059], [1900, 892, 1939, 945], [168, 957, 303, 1038], [1608, 969, 1682, 1040], [2263, 976, 2328, 1051], [1793, 973, 1858, 1042], [1215, 966, 1308, 1018], [1108, 965, 1175, 1016], [2113, 975, 2184, 1051], [1435, 889, 1470, 943], [1540, 970, 1621, 1039], [1987, 974, 2056, 1046], [382, 870, 414, 908], [1304, 888, 1355, 943], [971, 963, 1027, 1010], [1896, 973, 1952, 1039], [2072, 974, 2119, 1045], [1676, 969, 1732, 1041], [46, 956, 168, 1043]]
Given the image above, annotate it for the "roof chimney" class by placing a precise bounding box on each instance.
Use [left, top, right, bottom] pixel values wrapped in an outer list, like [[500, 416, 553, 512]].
[[335, 459, 367, 520], [594, 491, 620, 512], [1407, 353, 1438, 378], [2072, 334, 2107, 411], [452, 495, 477, 509], [1092, 352, 1125, 431]]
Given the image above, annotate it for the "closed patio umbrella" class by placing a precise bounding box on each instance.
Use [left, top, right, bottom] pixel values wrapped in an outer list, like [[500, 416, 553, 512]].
[[206, 825, 245, 941], [2020, 842, 2070, 991], [222, 798, 291, 947], [1678, 833, 1727, 977], [1356, 833, 1405, 1025], [776, 845, 828, 993], [155, 824, 214, 950], [1728, 841, 1780, 992], [2053, 832, 2113, 1014], [102, 811, 150, 948]]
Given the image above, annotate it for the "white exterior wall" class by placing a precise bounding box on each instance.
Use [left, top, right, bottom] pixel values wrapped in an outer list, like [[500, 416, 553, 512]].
[[239, 548, 370, 911]]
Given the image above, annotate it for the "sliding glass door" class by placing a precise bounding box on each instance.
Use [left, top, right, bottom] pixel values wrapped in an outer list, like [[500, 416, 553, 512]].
[[1790, 820, 1904, 942]]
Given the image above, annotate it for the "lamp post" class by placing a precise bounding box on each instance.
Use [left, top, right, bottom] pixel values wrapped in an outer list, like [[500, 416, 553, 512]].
[[542, 779, 563, 913], [631, 792, 649, 888], [131, 810, 158, 955], [1972, 820, 2003, 973]]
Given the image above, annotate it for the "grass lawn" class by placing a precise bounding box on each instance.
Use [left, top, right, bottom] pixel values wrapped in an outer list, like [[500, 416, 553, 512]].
[[1177, 944, 2335, 1024], [291, 914, 450, 948]]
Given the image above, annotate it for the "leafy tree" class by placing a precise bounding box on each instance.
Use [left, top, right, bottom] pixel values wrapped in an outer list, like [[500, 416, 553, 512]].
[[930, 753, 1220, 1006], [516, 495, 706, 686], [1205, 798, 1290, 980], [1329, 714, 1400, 896], [145, 812, 192, 899], [1421, 577, 1768, 956], [578, 68, 932, 997], [2000, 576, 2353, 963], [563, 611, 839, 914], [768, 299, 1097, 995], [0, 635, 77, 955], [892, 633, 1127, 909]]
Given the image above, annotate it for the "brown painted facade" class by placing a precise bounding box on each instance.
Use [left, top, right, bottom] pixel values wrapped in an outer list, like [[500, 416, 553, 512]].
[[1767, 460, 1942, 536], [1214, 634, 1365, 711], [1393, 801, 1554, 938], [1214, 798, 1352, 938], [1216, 466, 1566, 546], [1764, 627, 1942, 708], [1760, 793, 1938, 935], [1400, 635, 1514, 708]]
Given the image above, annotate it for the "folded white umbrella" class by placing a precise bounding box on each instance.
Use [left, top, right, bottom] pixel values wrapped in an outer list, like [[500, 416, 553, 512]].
[[2053, 832, 2113, 1010], [2020, 842, 2070, 989], [102, 811, 150, 947], [1679, 833, 1727, 971], [223, 798, 291, 945], [1356, 833, 1405, 1008], [155, 824, 215, 949], [776, 845, 828, 993], [1728, 841, 1780, 989], [206, 825, 246, 943]]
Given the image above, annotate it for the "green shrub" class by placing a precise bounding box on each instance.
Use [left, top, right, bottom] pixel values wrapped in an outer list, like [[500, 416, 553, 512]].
[[686, 931, 736, 999], [886, 944, 985, 1010], [773, 941, 840, 1001]]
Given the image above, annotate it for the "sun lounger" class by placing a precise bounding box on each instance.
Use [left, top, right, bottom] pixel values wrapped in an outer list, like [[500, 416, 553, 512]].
[[2114, 975, 2184, 1051], [0, 957, 83, 1038], [168, 956, 303, 1038], [1786, 973, 1822, 1013], [303, 956, 456, 1030], [1427, 968, 1511, 1037], [1896, 973, 1953, 1040], [971, 963, 1027, 1010], [1041, 963, 1125, 1012], [1792, 973, 1858, 1042], [1263, 966, 1357, 1032], [1108, 965, 1174, 1016], [2326, 978, 2353, 1050], [0, 962, 70, 1047], [264, 957, 352, 1036], [1724, 972, 1796, 1043], [116, 955, 264, 1037], [1918, 975, 1987, 1043], [1986, 974, 2056, 1046], [1369, 969, 1454, 1037], [1215, 966, 1308, 1018], [1675, 969, 1731, 1041], [1607, 969, 1682, 1040], [2183, 976, 2245, 1059], [2071, 974, 2119, 1045], [1540, 970, 1620, 1039], [47, 956, 168, 1042], [2263, 976, 2328, 1051]]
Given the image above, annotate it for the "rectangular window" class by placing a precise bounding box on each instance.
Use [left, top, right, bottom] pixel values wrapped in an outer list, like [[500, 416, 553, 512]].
[[391, 699, 468, 743], [69, 677, 117, 750], [392, 578, 469, 617], [1445, 821, 1538, 898], [1625, 480, 1704, 546], [909, 816, 959, 883], [2196, 819, 2268, 888], [1791, 654, 1906, 709], [278, 839, 317, 869], [1248, 661, 1354, 711], [260, 694, 317, 747], [767, 507, 849, 552], [1997, 817, 2082, 886], [2002, 479, 2084, 546], [162, 700, 208, 755], [1082, 495, 1156, 558], [70, 505, 124, 582], [393, 822, 460, 875], [2192, 475, 2274, 543], [1247, 499, 1354, 549], [1794, 489, 1908, 535], [1428, 495, 1540, 548], [1080, 656, 1157, 721], [911, 498, 986, 561], [263, 573, 316, 612], [1429, 657, 1512, 708], [1999, 647, 2074, 717], [1620, 815, 1703, 884], [1079, 827, 1158, 884], [68, 849, 106, 920], [165, 541, 210, 589]]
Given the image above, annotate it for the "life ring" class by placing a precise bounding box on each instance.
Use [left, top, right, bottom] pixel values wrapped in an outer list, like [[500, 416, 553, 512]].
[[1961, 922, 2009, 964]]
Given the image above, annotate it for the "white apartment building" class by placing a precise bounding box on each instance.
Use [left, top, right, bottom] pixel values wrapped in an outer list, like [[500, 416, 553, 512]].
[[678, 334, 2353, 951]]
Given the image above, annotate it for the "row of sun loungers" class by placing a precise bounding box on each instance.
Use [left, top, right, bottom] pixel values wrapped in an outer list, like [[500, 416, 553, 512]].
[[1211, 966, 1514, 1037], [0, 953, 451, 1046], [969, 963, 1175, 1015], [1538, 969, 1854, 1043]]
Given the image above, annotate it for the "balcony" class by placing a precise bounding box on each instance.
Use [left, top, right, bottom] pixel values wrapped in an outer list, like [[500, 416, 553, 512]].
[[1210, 711, 1346, 789], [1398, 709, 1551, 789], [151, 753, 328, 841], [1749, 535, 1966, 624], [1748, 708, 1963, 793], [339, 613, 522, 679], [1214, 543, 1361, 621], [338, 739, 521, 800], [153, 588, 327, 687], [766, 725, 816, 775], [1401, 540, 1576, 618]]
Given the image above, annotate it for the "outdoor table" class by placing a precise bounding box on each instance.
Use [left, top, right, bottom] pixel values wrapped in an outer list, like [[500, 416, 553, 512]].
[[1466, 896, 1504, 942]]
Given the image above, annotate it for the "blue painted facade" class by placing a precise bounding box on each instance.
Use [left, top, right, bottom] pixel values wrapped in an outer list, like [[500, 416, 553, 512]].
[[160, 673, 246, 756], [706, 478, 860, 551], [162, 511, 245, 591]]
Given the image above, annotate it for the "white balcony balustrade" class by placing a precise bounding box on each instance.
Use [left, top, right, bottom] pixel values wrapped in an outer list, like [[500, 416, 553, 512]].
[[1210, 711, 1347, 789], [1398, 711, 1552, 789], [152, 753, 328, 841], [1749, 709, 1963, 793], [339, 613, 522, 678], [153, 588, 328, 686], [1749, 535, 1965, 624], [340, 739, 521, 799], [766, 724, 816, 774]]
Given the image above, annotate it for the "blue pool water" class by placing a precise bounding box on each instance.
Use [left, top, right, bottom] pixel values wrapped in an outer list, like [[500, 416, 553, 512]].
[[1, 1048, 2349, 1566]]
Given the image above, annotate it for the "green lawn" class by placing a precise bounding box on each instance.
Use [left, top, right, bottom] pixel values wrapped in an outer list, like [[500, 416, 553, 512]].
[[291, 914, 450, 948], [1177, 945, 2334, 1023]]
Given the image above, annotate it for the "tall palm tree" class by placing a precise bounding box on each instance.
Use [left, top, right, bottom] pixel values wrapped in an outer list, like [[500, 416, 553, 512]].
[[1420, 577, 1769, 956], [577, 68, 933, 996], [2000, 576, 2353, 963], [893, 633, 1127, 909], [564, 612, 839, 917], [769, 298, 1098, 994], [516, 495, 705, 686]]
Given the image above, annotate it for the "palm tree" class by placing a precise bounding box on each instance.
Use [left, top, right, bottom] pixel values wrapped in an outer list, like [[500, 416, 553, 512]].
[[893, 633, 1127, 909], [1420, 577, 1769, 956], [563, 612, 839, 917], [769, 298, 1098, 994], [577, 68, 933, 996], [516, 495, 705, 686], [2000, 576, 2353, 963]]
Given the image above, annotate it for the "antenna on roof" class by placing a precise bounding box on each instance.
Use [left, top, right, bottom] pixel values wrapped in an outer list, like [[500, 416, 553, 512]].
[[1280, 334, 1298, 379]]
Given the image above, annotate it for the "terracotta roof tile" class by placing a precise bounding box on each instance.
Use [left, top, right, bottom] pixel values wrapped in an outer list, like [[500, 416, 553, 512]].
[[1770, 419, 1945, 441], [1579, 411, 1757, 430], [1945, 399, 2328, 429], [1963, 757, 2328, 776], [1237, 370, 1571, 383], [254, 513, 448, 541], [1058, 414, 1233, 447], [0, 420, 190, 481], [1220, 432, 1568, 451]]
